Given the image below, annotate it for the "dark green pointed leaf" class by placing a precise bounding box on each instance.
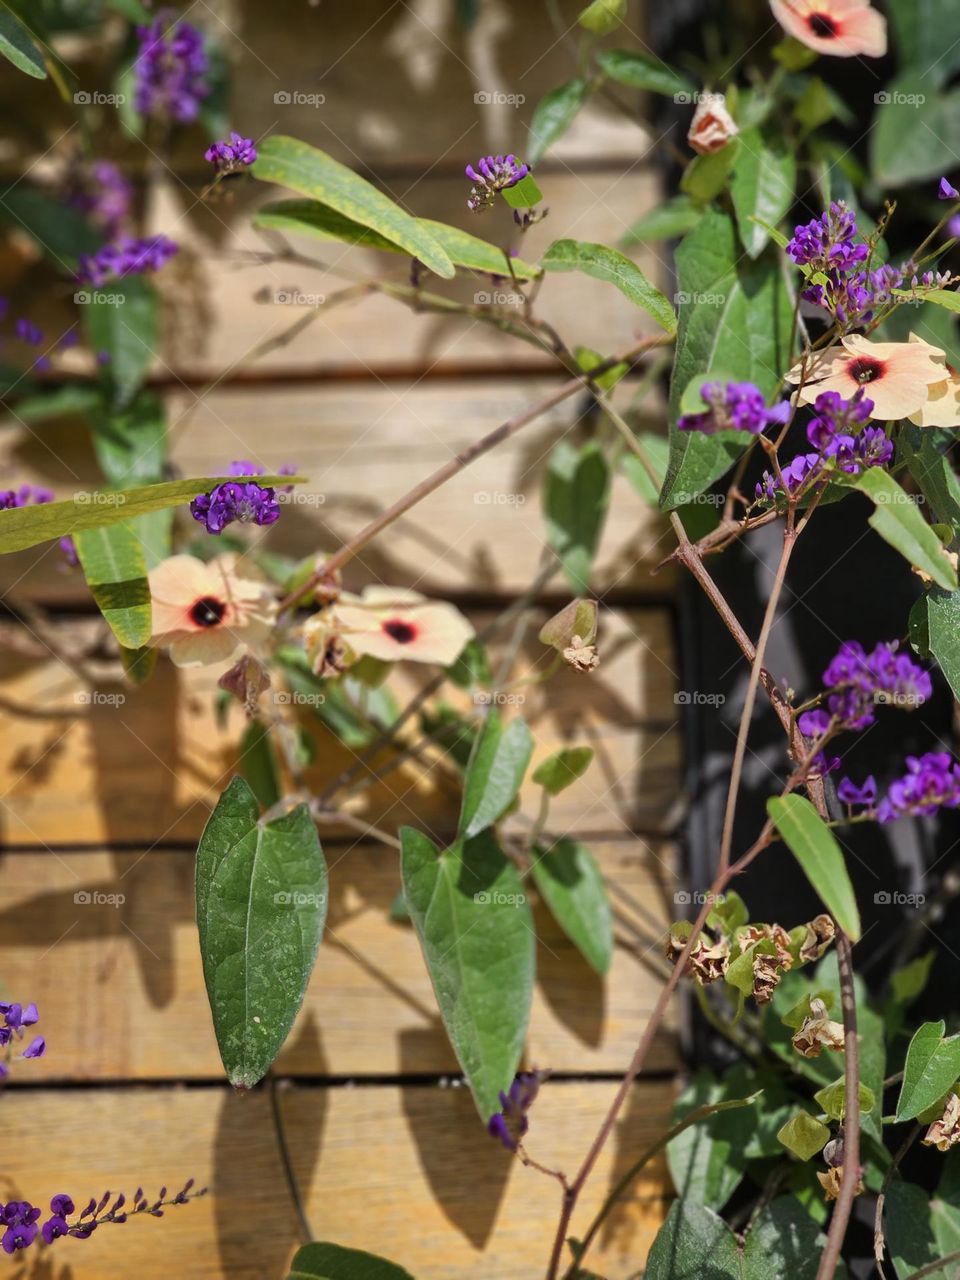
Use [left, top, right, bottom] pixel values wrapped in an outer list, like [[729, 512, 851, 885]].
[[400, 827, 534, 1119], [666, 1071, 758, 1209], [777, 1111, 830, 1160], [528, 79, 589, 165], [531, 838, 612, 975], [75, 523, 152, 649], [0, 8, 46, 78], [239, 721, 282, 810], [253, 136, 454, 279], [597, 48, 694, 98], [196, 777, 327, 1089], [928, 587, 960, 700], [0, 473, 303, 554], [81, 276, 159, 408], [532, 747, 594, 795], [121, 643, 156, 685], [896, 1021, 960, 1121], [622, 195, 703, 244], [767, 795, 861, 940], [499, 173, 543, 209], [253, 200, 540, 280], [459, 708, 533, 839], [287, 1241, 414, 1280], [541, 238, 676, 333], [680, 140, 740, 204], [855, 469, 958, 591], [543, 439, 612, 594], [871, 79, 960, 187], [892, 951, 936, 1005], [661, 208, 793, 509], [902, 427, 960, 528], [886, 1181, 948, 1280], [887, 0, 960, 82], [730, 128, 796, 258]]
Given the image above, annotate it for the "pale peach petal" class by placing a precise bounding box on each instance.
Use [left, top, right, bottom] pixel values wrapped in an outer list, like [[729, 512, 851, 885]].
[[167, 629, 241, 669], [336, 598, 475, 666], [148, 555, 214, 634], [909, 377, 960, 427], [771, 0, 887, 57]]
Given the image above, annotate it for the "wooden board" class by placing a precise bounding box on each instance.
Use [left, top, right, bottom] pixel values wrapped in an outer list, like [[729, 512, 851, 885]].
[[0, 838, 678, 1081], [5, 1081, 673, 1280], [0, 607, 681, 847]]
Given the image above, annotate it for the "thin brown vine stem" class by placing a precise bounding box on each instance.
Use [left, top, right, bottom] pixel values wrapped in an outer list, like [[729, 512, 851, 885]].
[[815, 930, 861, 1280], [874, 1125, 921, 1279], [277, 336, 672, 615], [717, 518, 798, 877]]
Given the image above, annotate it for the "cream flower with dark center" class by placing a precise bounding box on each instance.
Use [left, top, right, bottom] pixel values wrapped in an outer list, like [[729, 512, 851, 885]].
[[786, 334, 947, 420], [148, 554, 275, 668], [770, 0, 887, 57], [332, 587, 474, 666]]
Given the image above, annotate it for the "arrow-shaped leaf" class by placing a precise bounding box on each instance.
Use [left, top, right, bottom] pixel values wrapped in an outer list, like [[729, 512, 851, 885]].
[[287, 1242, 414, 1280], [0, 8, 46, 78], [855, 468, 958, 591], [896, 1020, 960, 1121], [459, 708, 534, 839], [532, 838, 613, 975], [196, 777, 327, 1089]]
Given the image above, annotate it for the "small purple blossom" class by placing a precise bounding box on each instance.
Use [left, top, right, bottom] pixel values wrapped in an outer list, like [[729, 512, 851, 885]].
[[678, 381, 790, 436], [14, 318, 43, 346], [837, 775, 877, 808], [0, 485, 55, 510], [798, 709, 831, 737], [878, 752, 960, 823], [487, 1070, 545, 1151], [68, 161, 133, 238], [787, 203, 869, 274], [21, 1036, 45, 1060], [939, 178, 959, 201], [76, 235, 179, 288], [134, 12, 209, 123], [818, 640, 931, 732], [205, 132, 257, 175], [465, 154, 529, 213], [190, 480, 281, 534]]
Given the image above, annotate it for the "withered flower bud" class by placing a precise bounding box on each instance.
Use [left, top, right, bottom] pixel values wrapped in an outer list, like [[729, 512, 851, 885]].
[[817, 1165, 863, 1202], [563, 634, 600, 673], [923, 1092, 960, 1152], [218, 653, 271, 716], [800, 914, 836, 964], [687, 93, 739, 156], [792, 997, 846, 1058]]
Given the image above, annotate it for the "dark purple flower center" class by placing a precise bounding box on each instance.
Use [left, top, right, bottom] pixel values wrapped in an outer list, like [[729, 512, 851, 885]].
[[809, 12, 838, 37], [847, 356, 885, 384], [383, 619, 417, 644], [190, 596, 226, 628]]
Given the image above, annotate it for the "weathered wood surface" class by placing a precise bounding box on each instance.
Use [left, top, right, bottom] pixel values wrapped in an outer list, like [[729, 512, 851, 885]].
[[0, 378, 673, 605], [0, 606, 681, 847], [6, 1081, 672, 1280], [0, 838, 678, 1081]]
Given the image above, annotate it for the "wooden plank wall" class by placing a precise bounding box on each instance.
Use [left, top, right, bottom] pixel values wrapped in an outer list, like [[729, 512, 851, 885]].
[[0, 2, 685, 1276]]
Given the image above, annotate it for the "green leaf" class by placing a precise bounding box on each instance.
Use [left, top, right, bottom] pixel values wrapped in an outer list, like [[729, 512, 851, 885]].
[[543, 439, 612, 594], [887, 0, 960, 84], [902, 427, 960, 528], [729, 128, 796, 258], [622, 434, 671, 503], [532, 746, 594, 795], [89, 391, 170, 568], [886, 1181, 950, 1280], [121, 643, 156, 685], [528, 79, 589, 166], [871, 80, 960, 187], [252, 136, 454, 279], [0, 473, 302, 555], [767, 795, 861, 940], [253, 200, 540, 280], [778, 1112, 830, 1160], [104, 0, 152, 19], [287, 1241, 414, 1280], [459, 709, 533, 839], [928, 588, 960, 700], [0, 186, 100, 267], [891, 951, 936, 1005], [646, 1196, 826, 1280], [196, 777, 327, 1089], [400, 827, 534, 1119], [75, 523, 152, 649], [499, 173, 544, 210], [855, 469, 958, 591], [596, 48, 694, 98], [531, 837, 612, 975], [622, 194, 703, 244], [680, 140, 741, 204], [541, 238, 676, 333], [9, 382, 103, 424], [0, 7, 46, 78], [896, 1021, 960, 1121], [578, 0, 625, 34], [239, 721, 282, 810], [900, 287, 960, 315], [81, 276, 159, 408], [813, 1078, 875, 1120], [660, 207, 793, 509], [667, 1072, 758, 1208]]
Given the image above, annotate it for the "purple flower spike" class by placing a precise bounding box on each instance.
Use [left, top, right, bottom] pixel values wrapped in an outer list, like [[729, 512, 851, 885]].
[[465, 154, 530, 212], [837, 775, 877, 808], [678, 381, 790, 437], [878, 752, 960, 823], [205, 132, 258, 175], [134, 13, 209, 123], [487, 1069, 545, 1151], [190, 480, 281, 535], [76, 234, 179, 288], [939, 178, 960, 201]]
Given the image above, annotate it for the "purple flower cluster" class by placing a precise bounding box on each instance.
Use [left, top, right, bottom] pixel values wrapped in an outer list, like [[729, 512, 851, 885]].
[[798, 640, 932, 737], [878, 753, 960, 822], [0, 1182, 205, 1255], [0, 1001, 44, 1079], [68, 161, 133, 238], [205, 132, 257, 175], [134, 12, 209, 123], [76, 235, 179, 288], [678, 381, 791, 436], [191, 479, 281, 534], [465, 154, 529, 213], [488, 1070, 544, 1151], [755, 391, 891, 502], [787, 202, 908, 327]]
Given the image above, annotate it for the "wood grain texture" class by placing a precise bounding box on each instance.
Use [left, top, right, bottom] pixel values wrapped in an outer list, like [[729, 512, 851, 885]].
[[0, 607, 681, 847], [0, 838, 678, 1081], [0, 377, 673, 605], [4, 1081, 673, 1279]]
